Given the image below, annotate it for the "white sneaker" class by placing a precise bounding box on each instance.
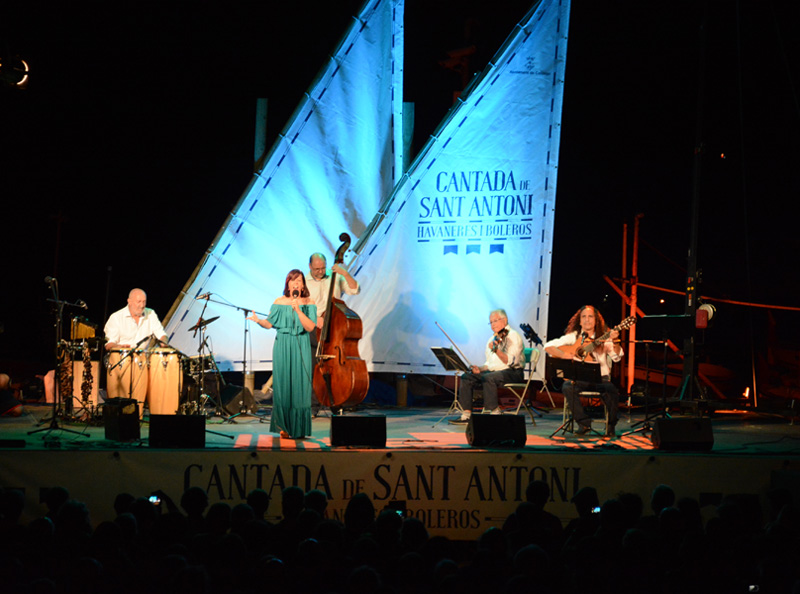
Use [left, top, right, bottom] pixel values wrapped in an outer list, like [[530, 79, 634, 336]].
[[449, 411, 471, 425], [489, 407, 502, 415]]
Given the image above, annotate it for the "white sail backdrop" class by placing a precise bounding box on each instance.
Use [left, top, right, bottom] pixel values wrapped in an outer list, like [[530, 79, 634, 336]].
[[348, 0, 570, 375], [163, 0, 404, 371]]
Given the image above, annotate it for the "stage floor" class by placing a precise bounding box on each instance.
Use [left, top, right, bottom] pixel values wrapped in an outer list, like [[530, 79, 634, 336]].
[[3, 399, 800, 455]]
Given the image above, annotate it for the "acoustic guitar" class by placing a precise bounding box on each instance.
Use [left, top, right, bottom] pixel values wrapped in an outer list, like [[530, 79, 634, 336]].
[[560, 316, 636, 360]]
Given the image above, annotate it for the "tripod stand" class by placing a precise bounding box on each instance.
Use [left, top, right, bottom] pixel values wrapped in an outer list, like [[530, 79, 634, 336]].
[[622, 315, 692, 436], [29, 279, 88, 439], [622, 339, 667, 436], [431, 347, 470, 428]]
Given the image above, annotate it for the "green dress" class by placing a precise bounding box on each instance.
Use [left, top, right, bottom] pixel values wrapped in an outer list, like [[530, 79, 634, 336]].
[[268, 303, 317, 438]]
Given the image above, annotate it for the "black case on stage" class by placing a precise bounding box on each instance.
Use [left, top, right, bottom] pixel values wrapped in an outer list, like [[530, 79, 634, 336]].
[[149, 414, 206, 449], [651, 417, 713, 451], [467, 415, 527, 448], [330, 415, 387, 448], [104, 398, 140, 442]]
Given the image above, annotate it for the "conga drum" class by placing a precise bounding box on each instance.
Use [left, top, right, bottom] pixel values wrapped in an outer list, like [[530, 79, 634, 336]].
[[147, 348, 182, 415], [106, 349, 148, 416]]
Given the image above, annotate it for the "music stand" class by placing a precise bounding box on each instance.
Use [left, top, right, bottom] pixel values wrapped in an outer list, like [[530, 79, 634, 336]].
[[622, 314, 693, 436], [548, 359, 603, 437], [431, 347, 470, 427]]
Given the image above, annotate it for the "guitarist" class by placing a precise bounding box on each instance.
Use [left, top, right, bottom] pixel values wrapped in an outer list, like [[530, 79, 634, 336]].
[[545, 305, 624, 438]]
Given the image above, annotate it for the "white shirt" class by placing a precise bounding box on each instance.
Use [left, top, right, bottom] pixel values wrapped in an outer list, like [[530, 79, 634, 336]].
[[304, 271, 360, 317], [484, 326, 525, 371], [544, 331, 623, 377], [104, 306, 167, 349]]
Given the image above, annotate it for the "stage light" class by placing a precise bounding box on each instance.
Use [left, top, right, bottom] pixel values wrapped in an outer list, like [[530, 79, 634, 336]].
[[0, 56, 29, 89], [696, 302, 716, 329]]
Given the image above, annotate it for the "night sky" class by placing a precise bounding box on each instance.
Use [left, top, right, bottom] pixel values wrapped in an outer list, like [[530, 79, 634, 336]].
[[2, 1, 799, 396]]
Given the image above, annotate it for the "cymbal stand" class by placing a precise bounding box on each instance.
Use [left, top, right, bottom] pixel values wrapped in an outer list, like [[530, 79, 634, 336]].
[[188, 296, 233, 422], [192, 328, 234, 439], [30, 279, 87, 438]]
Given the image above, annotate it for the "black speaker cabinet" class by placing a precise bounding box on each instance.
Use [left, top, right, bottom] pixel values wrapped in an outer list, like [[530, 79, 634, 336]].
[[330, 415, 386, 448], [467, 415, 527, 448], [651, 417, 713, 451], [104, 398, 140, 442], [149, 415, 206, 448], [219, 384, 256, 415]]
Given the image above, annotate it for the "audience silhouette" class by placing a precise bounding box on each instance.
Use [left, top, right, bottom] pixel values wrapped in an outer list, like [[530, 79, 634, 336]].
[[0, 479, 797, 594]]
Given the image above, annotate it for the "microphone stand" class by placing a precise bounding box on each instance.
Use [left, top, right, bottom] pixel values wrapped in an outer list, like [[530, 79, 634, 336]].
[[193, 294, 263, 422], [30, 280, 87, 438]]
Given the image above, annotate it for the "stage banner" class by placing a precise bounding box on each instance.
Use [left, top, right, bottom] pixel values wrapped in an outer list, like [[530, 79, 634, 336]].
[[0, 447, 783, 541], [348, 0, 570, 373], [163, 0, 404, 371]]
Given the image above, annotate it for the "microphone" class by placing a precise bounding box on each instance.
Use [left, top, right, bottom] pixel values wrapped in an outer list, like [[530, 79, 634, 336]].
[[44, 276, 55, 285], [291, 290, 299, 298], [134, 335, 152, 349], [76, 299, 88, 310], [196, 292, 211, 300]]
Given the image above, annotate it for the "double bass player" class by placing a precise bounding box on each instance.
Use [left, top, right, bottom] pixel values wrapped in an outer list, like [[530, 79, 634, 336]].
[[305, 251, 361, 335]]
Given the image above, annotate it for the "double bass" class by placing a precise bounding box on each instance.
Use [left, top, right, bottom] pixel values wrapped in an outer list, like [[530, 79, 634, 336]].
[[312, 233, 369, 409]]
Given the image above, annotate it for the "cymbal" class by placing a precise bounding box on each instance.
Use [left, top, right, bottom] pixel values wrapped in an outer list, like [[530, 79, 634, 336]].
[[188, 316, 219, 332]]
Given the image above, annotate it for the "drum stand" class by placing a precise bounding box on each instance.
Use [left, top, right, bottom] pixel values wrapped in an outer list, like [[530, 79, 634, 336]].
[[29, 280, 88, 439], [194, 328, 232, 423], [107, 334, 152, 419]]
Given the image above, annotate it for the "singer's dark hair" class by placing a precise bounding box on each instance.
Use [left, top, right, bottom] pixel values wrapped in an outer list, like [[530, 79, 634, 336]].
[[565, 305, 608, 336], [283, 269, 310, 298]]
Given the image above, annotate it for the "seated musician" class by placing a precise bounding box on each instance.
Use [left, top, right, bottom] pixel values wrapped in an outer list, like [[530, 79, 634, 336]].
[[104, 288, 168, 351], [0, 373, 23, 417], [544, 305, 623, 437], [450, 309, 524, 424]]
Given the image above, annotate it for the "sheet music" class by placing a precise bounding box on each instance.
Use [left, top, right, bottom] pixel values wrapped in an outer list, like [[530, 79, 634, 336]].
[[430, 347, 470, 373], [434, 322, 473, 369]]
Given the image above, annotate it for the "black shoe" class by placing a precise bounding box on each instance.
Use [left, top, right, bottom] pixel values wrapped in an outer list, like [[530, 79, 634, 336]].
[[574, 423, 591, 436], [605, 425, 617, 438]]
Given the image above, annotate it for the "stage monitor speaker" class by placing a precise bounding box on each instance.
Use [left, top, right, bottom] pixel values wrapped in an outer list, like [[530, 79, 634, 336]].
[[467, 415, 527, 448], [651, 417, 713, 451], [104, 398, 140, 442], [149, 415, 206, 448], [219, 384, 256, 415], [330, 415, 386, 448]]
